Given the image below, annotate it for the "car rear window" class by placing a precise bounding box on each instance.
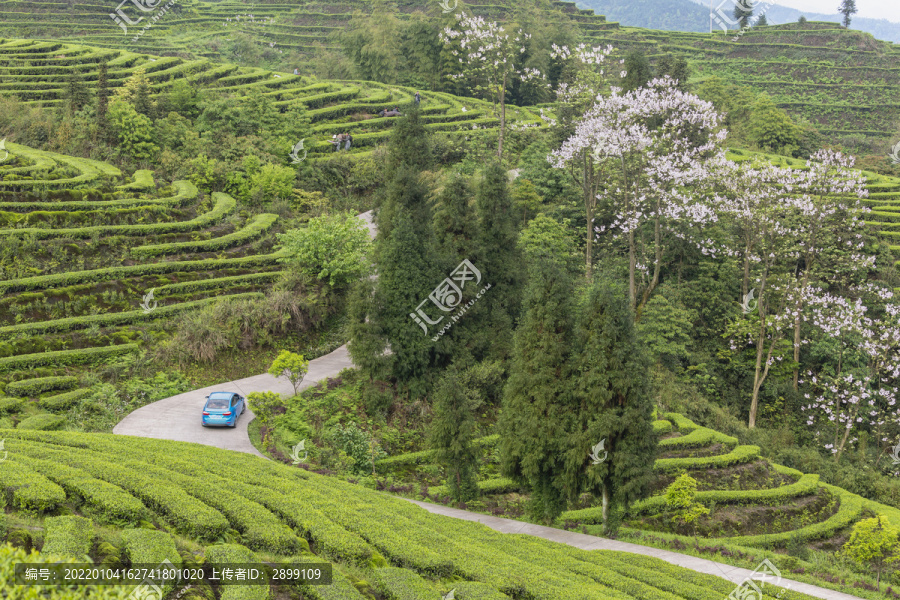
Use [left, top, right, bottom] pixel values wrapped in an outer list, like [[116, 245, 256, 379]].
[[206, 399, 229, 409]]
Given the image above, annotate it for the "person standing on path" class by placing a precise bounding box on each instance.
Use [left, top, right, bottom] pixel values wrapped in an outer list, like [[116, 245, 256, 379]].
[[344, 133, 353, 151], [415, 91, 420, 105]]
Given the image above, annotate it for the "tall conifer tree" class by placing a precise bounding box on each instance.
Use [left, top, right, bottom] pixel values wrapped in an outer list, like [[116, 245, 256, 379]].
[[471, 160, 521, 361], [498, 256, 575, 523], [428, 367, 481, 502], [565, 280, 657, 532]]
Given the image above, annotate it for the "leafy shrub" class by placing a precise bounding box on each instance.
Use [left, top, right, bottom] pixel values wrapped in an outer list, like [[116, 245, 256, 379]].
[[328, 422, 386, 476], [0, 398, 24, 415], [16, 414, 66, 431], [6, 377, 78, 398], [372, 566, 438, 599], [41, 516, 94, 559], [203, 544, 270, 600], [0, 461, 66, 512], [0, 542, 133, 598], [39, 389, 92, 412]]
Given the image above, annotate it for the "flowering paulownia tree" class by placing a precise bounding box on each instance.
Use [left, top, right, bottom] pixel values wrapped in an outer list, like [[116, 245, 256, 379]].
[[544, 42, 624, 279], [802, 286, 900, 461], [550, 77, 726, 306], [785, 150, 870, 389], [440, 12, 548, 159], [718, 153, 872, 428]]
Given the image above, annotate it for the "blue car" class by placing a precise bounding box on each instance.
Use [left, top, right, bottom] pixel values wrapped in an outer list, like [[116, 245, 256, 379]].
[[202, 391, 245, 428]]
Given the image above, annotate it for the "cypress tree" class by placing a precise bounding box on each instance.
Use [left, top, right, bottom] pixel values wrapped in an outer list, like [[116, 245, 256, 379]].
[[372, 209, 444, 396], [621, 50, 652, 92], [733, 5, 753, 29], [565, 279, 657, 533], [346, 276, 390, 382], [428, 367, 481, 502], [431, 172, 475, 267], [386, 105, 431, 177], [498, 255, 575, 523], [471, 160, 521, 361], [95, 62, 110, 144], [65, 72, 89, 114]]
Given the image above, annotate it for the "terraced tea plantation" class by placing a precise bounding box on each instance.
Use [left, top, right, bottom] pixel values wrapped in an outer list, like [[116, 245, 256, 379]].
[[0, 141, 283, 399], [373, 412, 900, 595], [0, 37, 543, 160], [0, 427, 823, 600], [1, 1, 897, 151]]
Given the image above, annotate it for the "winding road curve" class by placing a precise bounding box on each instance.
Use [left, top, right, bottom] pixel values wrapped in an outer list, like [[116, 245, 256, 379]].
[[113, 209, 862, 600]]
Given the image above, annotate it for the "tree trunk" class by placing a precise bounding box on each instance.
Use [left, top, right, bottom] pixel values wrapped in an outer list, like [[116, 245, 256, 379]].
[[498, 72, 507, 159], [584, 152, 593, 279], [601, 486, 609, 531], [637, 214, 662, 318], [792, 269, 810, 391], [628, 230, 636, 309]]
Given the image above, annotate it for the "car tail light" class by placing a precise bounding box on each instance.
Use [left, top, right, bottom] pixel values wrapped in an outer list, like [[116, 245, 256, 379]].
[[203, 412, 209, 415], [223, 411, 232, 416]]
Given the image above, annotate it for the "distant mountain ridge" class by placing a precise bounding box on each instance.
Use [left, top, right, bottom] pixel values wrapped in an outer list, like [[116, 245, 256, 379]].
[[576, 0, 900, 43]]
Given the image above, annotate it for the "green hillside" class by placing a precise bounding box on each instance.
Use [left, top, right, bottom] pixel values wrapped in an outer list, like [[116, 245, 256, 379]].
[[0, 426, 823, 600]]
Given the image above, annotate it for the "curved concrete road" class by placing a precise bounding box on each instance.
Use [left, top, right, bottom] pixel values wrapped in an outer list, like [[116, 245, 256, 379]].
[[113, 209, 863, 600], [113, 211, 375, 457]]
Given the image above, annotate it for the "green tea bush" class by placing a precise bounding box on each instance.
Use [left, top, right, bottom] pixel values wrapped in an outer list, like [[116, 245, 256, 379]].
[[39, 388, 92, 412], [6, 376, 78, 398], [41, 516, 94, 559], [16, 414, 66, 431]]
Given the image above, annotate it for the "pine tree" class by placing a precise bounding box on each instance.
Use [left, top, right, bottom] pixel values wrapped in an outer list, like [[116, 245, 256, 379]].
[[498, 256, 575, 523], [428, 367, 482, 502], [470, 160, 521, 361], [756, 13, 768, 27], [386, 105, 431, 177], [65, 72, 89, 114], [838, 0, 857, 27], [372, 209, 444, 396], [655, 54, 690, 89], [431, 172, 475, 267], [565, 279, 657, 533], [346, 276, 390, 381], [96, 62, 109, 121], [733, 5, 753, 29], [621, 50, 652, 92]]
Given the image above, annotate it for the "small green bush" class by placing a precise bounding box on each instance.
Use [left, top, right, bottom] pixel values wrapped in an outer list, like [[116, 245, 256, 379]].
[[41, 515, 94, 559], [17, 414, 66, 431], [6, 376, 78, 398]]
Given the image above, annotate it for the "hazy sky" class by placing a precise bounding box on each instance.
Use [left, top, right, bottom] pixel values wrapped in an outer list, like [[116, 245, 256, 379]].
[[774, 0, 900, 22]]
